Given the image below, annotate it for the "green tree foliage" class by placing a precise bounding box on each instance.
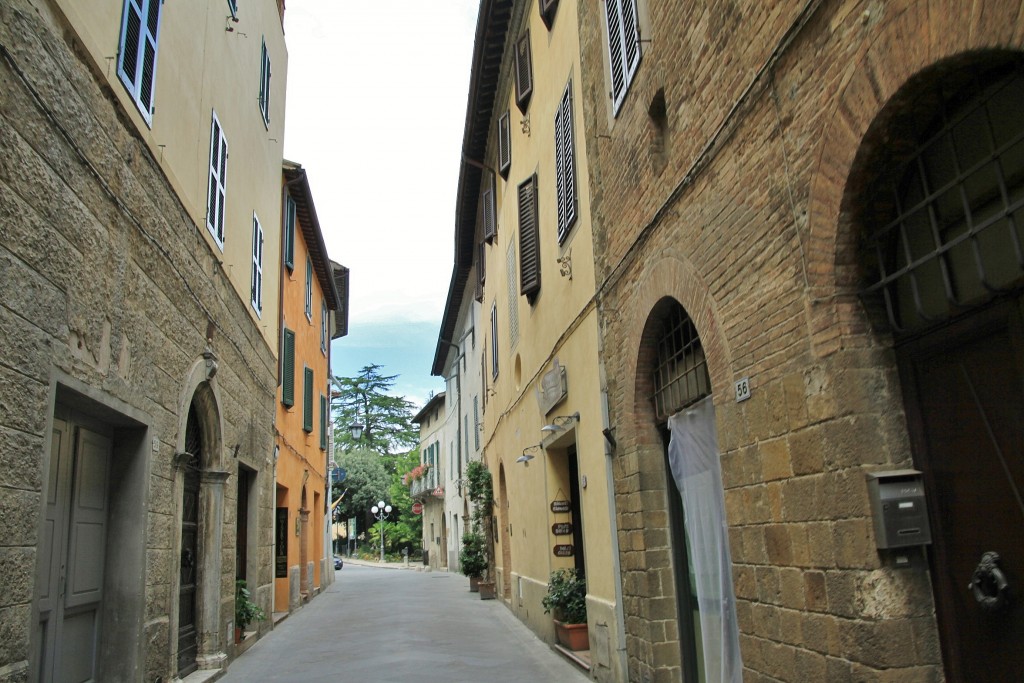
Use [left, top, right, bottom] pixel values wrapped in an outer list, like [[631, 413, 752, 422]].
[[332, 364, 418, 455], [333, 448, 390, 532], [387, 448, 423, 551]]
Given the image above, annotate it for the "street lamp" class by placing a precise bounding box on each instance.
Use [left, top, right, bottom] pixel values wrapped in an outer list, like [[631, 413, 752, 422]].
[[349, 423, 364, 442], [370, 500, 392, 562]]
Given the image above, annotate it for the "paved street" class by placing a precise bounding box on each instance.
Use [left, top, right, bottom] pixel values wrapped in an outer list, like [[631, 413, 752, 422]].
[[219, 563, 590, 683]]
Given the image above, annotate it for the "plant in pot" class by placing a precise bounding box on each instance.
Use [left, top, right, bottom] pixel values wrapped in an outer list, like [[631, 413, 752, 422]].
[[234, 579, 265, 643], [459, 530, 487, 592], [542, 568, 589, 651], [464, 461, 497, 599]]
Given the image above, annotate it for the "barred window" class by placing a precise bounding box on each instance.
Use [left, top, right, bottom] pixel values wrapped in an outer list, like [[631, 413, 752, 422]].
[[652, 302, 710, 421]]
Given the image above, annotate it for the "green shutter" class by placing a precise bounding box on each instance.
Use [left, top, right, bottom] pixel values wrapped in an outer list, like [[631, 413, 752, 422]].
[[284, 195, 296, 270], [303, 367, 314, 432], [319, 394, 328, 450], [282, 328, 295, 406]]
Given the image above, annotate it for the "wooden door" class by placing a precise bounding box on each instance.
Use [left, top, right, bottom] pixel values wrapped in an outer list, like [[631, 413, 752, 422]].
[[177, 408, 201, 676], [898, 302, 1024, 681], [37, 418, 111, 683]]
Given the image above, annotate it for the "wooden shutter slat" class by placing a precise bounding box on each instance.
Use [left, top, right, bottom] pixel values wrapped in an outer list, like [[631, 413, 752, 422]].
[[514, 31, 533, 114], [518, 174, 541, 300], [282, 329, 295, 406], [498, 110, 511, 178]]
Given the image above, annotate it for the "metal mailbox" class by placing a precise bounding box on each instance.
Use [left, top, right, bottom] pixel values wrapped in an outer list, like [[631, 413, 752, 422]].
[[865, 470, 932, 549]]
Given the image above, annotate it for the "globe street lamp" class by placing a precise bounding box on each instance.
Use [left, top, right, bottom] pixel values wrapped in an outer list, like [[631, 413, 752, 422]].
[[370, 500, 392, 562]]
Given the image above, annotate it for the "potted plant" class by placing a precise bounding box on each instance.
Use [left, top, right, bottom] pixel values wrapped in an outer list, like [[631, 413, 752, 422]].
[[542, 568, 589, 651], [234, 579, 265, 643], [459, 530, 487, 591], [464, 461, 497, 598]]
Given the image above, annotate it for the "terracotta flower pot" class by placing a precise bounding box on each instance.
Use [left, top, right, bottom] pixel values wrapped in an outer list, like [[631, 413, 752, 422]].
[[469, 576, 480, 593], [478, 581, 496, 600], [554, 619, 589, 651]]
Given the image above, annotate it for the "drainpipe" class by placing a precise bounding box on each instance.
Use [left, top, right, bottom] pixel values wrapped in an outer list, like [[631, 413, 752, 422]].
[[601, 378, 628, 681]]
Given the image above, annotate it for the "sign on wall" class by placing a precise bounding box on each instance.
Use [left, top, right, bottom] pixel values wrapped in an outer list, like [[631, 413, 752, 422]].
[[552, 522, 573, 535], [553, 544, 574, 557], [550, 500, 571, 513]]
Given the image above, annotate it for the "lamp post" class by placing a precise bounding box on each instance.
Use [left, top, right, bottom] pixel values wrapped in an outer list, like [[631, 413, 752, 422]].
[[370, 500, 392, 562]]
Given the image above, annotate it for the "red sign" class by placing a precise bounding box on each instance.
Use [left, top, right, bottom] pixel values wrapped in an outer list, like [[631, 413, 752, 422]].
[[411, 502, 423, 515]]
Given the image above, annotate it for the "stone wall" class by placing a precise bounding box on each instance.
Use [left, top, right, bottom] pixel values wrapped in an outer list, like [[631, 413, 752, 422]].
[[0, 1, 277, 680], [576, 0, 1024, 681]]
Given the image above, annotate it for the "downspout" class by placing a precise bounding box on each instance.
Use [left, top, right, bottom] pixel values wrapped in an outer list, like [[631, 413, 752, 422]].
[[600, 369, 628, 681]]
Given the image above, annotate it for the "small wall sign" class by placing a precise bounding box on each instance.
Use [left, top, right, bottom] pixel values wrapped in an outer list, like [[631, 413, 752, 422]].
[[550, 500, 571, 513], [552, 522, 573, 536], [553, 544, 574, 557], [735, 377, 751, 402]]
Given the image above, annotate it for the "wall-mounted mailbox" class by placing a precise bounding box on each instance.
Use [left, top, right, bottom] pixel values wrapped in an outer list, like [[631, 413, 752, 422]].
[[866, 470, 932, 549]]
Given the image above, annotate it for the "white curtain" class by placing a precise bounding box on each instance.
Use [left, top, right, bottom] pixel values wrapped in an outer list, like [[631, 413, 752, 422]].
[[667, 396, 743, 683]]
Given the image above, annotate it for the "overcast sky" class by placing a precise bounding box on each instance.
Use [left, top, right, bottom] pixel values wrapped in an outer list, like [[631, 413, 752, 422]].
[[283, 0, 480, 407]]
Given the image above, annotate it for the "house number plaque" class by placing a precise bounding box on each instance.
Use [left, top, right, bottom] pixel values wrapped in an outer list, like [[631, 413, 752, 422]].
[[552, 522, 573, 535], [550, 500, 571, 513], [553, 544, 574, 557]]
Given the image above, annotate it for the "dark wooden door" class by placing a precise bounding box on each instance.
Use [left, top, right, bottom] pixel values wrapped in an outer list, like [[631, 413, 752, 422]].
[[898, 302, 1024, 681], [177, 408, 201, 676]]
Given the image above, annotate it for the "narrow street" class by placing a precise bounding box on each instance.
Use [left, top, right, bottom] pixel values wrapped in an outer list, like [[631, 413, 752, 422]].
[[219, 563, 590, 683]]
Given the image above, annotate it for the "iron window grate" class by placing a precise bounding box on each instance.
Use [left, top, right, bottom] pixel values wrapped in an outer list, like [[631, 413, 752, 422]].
[[652, 304, 710, 421]]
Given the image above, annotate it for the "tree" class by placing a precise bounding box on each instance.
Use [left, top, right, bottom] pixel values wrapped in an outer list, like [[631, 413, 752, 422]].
[[332, 364, 418, 455], [333, 448, 390, 535], [387, 448, 423, 552]]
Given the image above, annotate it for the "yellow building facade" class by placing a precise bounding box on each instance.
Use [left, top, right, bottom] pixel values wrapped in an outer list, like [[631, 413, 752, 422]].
[[274, 162, 343, 613], [435, 0, 625, 678]]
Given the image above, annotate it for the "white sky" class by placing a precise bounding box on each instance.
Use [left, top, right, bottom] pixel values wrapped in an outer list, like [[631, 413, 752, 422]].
[[283, 0, 480, 325]]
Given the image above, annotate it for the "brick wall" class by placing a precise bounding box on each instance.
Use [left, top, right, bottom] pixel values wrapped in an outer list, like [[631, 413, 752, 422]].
[[577, 0, 1024, 680]]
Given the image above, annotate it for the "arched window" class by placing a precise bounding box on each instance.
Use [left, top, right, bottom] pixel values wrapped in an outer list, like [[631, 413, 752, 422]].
[[652, 300, 710, 421], [860, 61, 1024, 333]]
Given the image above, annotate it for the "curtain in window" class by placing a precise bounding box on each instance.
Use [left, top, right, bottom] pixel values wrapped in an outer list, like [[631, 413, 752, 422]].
[[667, 396, 742, 683]]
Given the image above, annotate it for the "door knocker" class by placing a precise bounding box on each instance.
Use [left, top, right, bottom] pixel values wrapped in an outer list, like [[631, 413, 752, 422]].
[[968, 551, 1010, 613]]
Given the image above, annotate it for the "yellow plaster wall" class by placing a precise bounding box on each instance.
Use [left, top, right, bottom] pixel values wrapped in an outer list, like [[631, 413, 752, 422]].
[[54, 0, 286, 352]]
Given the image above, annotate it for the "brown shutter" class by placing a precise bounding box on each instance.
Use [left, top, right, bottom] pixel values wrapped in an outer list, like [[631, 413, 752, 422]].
[[498, 110, 511, 178], [518, 174, 541, 301], [482, 171, 497, 242], [514, 31, 533, 114], [540, 0, 559, 29]]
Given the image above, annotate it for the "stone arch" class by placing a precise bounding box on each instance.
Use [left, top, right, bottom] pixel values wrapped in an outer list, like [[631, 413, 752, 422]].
[[805, 0, 1024, 354]]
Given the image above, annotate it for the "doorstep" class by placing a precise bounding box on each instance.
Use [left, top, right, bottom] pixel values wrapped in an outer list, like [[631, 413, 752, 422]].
[[552, 644, 591, 673]]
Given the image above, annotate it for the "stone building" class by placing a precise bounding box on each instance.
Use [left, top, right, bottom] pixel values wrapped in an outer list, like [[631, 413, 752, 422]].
[[575, 0, 1024, 681], [0, 0, 289, 679]]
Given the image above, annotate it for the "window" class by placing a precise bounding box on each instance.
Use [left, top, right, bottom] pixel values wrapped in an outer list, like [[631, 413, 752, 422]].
[[473, 396, 480, 451], [490, 302, 499, 380], [498, 110, 512, 178], [251, 213, 263, 315], [514, 31, 534, 114], [319, 393, 328, 450], [227, 0, 238, 19], [305, 255, 313, 321], [555, 81, 578, 243], [281, 328, 295, 406], [207, 112, 228, 247], [303, 367, 314, 432], [117, 0, 162, 125], [604, 0, 642, 115], [518, 174, 540, 301], [475, 240, 486, 303], [540, 0, 559, 29], [283, 195, 296, 270], [482, 171, 497, 243], [506, 242, 519, 347], [259, 38, 272, 126], [652, 302, 709, 420], [321, 298, 328, 354]]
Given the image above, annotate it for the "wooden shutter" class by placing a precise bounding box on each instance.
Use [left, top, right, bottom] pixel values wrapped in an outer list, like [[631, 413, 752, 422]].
[[498, 110, 511, 178], [514, 31, 533, 114], [605, 0, 642, 114], [303, 367, 314, 432], [117, 0, 161, 124], [482, 172, 497, 242], [319, 394, 328, 450], [282, 328, 295, 406], [490, 302, 499, 380], [475, 241, 486, 303], [555, 81, 577, 243], [259, 38, 272, 125], [540, 0, 559, 29], [207, 113, 227, 245], [284, 195, 296, 270], [251, 214, 263, 313], [518, 174, 540, 300]]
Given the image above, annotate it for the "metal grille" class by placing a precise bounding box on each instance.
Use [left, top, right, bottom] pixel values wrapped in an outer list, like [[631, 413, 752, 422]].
[[652, 303, 710, 420], [861, 64, 1024, 333]]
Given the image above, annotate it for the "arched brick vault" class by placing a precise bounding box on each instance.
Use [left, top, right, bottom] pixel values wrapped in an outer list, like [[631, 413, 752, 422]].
[[806, 0, 1024, 356], [622, 249, 731, 429]]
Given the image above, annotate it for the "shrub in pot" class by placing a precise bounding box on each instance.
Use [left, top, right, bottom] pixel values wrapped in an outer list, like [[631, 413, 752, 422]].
[[542, 568, 589, 650], [459, 530, 487, 590], [235, 579, 265, 642]]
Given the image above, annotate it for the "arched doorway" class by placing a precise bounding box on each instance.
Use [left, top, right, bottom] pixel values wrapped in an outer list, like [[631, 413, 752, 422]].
[[855, 55, 1024, 681], [498, 463, 513, 599], [637, 297, 741, 682], [177, 402, 202, 677]]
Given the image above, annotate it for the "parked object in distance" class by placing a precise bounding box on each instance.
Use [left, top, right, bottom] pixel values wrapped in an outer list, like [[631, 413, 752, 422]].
[[334, 556, 344, 570]]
